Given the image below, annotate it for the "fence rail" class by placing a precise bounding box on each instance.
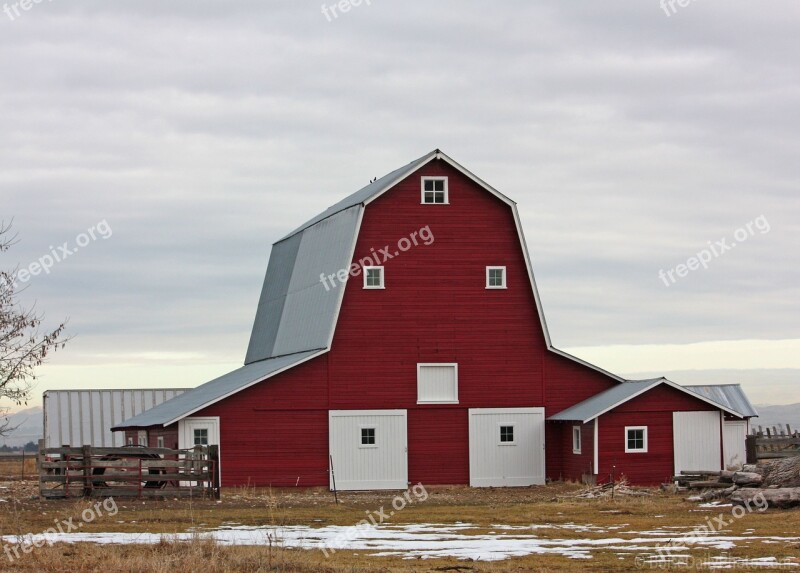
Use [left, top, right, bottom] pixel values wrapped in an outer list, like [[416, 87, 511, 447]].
[[37, 441, 220, 499], [746, 424, 800, 463]]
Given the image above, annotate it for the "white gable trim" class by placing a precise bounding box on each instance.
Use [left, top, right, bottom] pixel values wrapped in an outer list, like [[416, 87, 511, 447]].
[[571, 379, 743, 424], [162, 349, 328, 427]]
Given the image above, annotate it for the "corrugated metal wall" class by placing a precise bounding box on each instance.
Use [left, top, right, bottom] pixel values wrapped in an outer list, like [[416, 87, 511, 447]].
[[43, 389, 187, 447]]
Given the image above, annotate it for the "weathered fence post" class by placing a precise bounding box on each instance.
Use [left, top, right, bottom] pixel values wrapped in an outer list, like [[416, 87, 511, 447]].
[[209, 445, 221, 500], [746, 435, 758, 464], [37, 439, 44, 497], [82, 445, 93, 497]]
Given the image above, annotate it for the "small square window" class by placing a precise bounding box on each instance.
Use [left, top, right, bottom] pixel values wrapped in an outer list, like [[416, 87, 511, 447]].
[[486, 267, 507, 289], [625, 426, 648, 453], [499, 425, 515, 444], [194, 428, 209, 446], [572, 426, 582, 454], [421, 177, 448, 204], [364, 266, 384, 289], [361, 427, 376, 446]]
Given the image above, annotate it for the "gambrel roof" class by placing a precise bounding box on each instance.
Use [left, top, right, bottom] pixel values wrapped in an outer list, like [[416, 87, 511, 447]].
[[116, 150, 625, 429]]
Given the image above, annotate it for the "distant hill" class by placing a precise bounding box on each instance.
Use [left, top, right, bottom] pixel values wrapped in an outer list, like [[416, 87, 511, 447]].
[[0, 407, 43, 448], [752, 403, 800, 433]]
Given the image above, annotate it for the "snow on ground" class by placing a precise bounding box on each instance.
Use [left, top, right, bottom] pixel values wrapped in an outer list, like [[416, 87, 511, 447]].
[[2, 522, 799, 565]]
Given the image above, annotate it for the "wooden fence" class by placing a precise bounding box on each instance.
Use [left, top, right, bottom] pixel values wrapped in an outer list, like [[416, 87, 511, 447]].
[[37, 443, 220, 499], [746, 424, 800, 463]]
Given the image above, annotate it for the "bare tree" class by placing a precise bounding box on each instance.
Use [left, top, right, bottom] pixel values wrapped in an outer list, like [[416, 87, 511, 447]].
[[1, 221, 69, 436]]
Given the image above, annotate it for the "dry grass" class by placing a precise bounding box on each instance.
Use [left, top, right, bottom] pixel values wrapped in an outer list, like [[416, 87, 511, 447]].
[[0, 458, 35, 479], [1, 481, 799, 572]]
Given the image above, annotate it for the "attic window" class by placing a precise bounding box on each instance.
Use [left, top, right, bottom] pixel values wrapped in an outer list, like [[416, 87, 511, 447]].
[[421, 177, 448, 204], [364, 266, 384, 289], [486, 267, 507, 289]]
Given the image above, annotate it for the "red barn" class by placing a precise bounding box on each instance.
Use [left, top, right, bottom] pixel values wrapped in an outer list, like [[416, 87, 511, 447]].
[[114, 150, 756, 488]]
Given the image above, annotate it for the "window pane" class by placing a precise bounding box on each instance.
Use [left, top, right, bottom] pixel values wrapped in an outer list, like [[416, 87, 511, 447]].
[[361, 428, 375, 445], [433, 180, 444, 191], [424, 192, 434, 203], [424, 180, 434, 191], [194, 429, 209, 446]]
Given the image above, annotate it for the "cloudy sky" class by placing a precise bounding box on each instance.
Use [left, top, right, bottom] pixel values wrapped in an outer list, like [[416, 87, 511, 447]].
[[1, 0, 798, 411]]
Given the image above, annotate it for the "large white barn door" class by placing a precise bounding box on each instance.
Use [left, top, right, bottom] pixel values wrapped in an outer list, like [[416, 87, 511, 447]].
[[723, 420, 748, 470], [468, 408, 545, 487], [673, 411, 722, 475], [329, 410, 408, 490]]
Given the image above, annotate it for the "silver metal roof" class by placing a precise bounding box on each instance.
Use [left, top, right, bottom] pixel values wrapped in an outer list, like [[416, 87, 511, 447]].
[[245, 206, 362, 364], [549, 378, 747, 422], [686, 384, 758, 418], [278, 151, 436, 241], [548, 379, 663, 423], [111, 350, 322, 429]]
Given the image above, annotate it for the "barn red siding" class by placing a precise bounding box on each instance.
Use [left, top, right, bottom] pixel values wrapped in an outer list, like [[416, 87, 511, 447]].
[[148, 426, 179, 450], [544, 353, 617, 415], [561, 421, 595, 482], [329, 161, 547, 411], [194, 356, 330, 487], [408, 408, 469, 485], [597, 385, 719, 486]]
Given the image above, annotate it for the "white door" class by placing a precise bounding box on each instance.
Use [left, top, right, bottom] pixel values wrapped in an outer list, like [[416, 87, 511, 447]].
[[469, 408, 545, 487], [673, 411, 722, 474], [179, 417, 220, 450], [723, 420, 748, 470], [178, 417, 220, 486], [329, 410, 407, 490]]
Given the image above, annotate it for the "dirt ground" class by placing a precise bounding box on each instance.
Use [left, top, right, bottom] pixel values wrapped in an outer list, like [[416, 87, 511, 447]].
[[1, 477, 800, 572]]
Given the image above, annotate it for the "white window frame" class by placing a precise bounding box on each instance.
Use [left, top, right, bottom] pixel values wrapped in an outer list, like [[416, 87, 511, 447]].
[[363, 266, 385, 289], [193, 427, 209, 446], [417, 363, 459, 404], [572, 426, 582, 454], [498, 423, 517, 446], [359, 425, 378, 449], [421, 176, 449, 205], [127, 436, 134, 446], [625, 426, 648, 453], [486, 266, 507, 289], [156, 436, 165, 449], [137, 430, 147, 446]]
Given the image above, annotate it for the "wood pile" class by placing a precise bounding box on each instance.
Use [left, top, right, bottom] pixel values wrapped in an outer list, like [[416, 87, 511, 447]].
[[570, 478, 652, 499], [682, 456, 800, 508]]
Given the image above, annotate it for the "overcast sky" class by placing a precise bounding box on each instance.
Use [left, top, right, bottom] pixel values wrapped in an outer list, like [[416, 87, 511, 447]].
[[1, 0, 798, 410]]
